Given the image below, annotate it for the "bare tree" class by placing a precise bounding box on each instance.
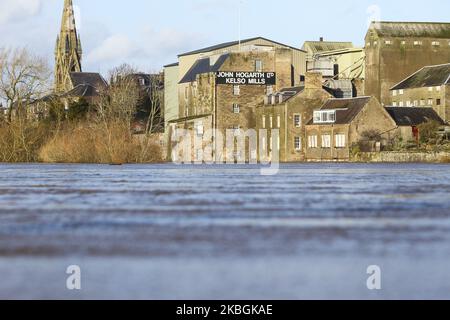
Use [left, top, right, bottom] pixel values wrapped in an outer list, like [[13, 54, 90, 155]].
[[0, 48, 51, 122], [144, 72, 164, 134]]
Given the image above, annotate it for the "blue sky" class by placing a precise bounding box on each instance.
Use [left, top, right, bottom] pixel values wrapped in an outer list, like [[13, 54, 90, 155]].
[[0, 0, 449, 76]]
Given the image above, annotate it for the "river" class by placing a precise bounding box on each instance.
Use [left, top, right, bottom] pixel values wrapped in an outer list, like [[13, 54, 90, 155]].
[[0, 163, 449, 299]]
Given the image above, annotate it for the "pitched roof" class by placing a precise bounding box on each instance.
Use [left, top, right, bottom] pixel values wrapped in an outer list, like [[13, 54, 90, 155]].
[[70, 72, 108, 90], [309, 97, 372, 125], [302, 41, 354, 53], [368, 21, 450, 38], [178, 37, 304, 57], [385, 107, 445, 126], [64, 84, 101, 98], [164, 62, 179, 68], [391, 63, 450, 90], [179, 54, 229, 84]]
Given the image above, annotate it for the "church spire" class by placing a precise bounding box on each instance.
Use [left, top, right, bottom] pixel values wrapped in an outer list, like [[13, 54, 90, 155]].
[[54, 0, 82, 93]]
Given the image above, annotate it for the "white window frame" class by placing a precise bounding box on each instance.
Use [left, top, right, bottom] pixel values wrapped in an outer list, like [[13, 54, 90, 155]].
[[270, 116, 273, 128], [335, 133, 346, 148], [255, 60, 263, 72], [432, 41, 440, 46], [321, 134, 331, 148], [266, 85, 274, 95], [413, 40, 423, 46], [392, 90, 397, 96], [277, 115, 281, 128], [428, 99, 434, 106], [233, 103, 240, 114], [294, 137, 302, 151], [399, 101, 404, 107], [196, 122, 204, 136], [308, 135, 318, 148], [262, 115, 266, 129], [233, 85, 240, 96], [392, 102, 398, 107], [399, 89, 404, 95], [313, 110, 336, 124], [294, 114, 301, 128], [385, 40, 392, 45]]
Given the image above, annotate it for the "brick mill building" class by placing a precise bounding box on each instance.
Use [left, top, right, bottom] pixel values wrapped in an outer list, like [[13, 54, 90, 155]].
[[389, 63, 450, 122], [365, 21, 450, 105], [165, 38, 307, 161]]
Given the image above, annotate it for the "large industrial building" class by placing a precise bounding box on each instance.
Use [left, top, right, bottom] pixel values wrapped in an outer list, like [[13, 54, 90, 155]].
[[365, 21, 450, 105], [164, 37, 307, 161]]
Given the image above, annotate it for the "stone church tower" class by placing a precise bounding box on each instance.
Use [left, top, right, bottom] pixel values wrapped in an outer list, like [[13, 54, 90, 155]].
[[54, 0, 82, 93]]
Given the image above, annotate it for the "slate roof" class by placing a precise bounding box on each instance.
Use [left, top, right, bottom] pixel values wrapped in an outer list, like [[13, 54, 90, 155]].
[[164, 62, 179, 68], [385, 107, 445, 126], [178, 37, 304, 57], [64, 84, 101, 98], [368, 21, 450, 38], [179, 54, 229, 84], [308, 97, 372, 125], [302, 41, 354, 53], [70, 72, 108, 90], [391, 63, 450, 90]]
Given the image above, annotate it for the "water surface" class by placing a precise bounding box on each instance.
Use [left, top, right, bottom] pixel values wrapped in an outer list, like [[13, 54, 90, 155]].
[[0, 163, 449, 299]]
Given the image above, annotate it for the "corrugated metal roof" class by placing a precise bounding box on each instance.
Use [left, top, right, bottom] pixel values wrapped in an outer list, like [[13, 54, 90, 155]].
[[303, 41, 354, 53], [369, 21, 450, 38], [391, 63, 450, 90], [178, 37, 304, 57], [385, 107, 445, 126], [179, 54, 229, 84]]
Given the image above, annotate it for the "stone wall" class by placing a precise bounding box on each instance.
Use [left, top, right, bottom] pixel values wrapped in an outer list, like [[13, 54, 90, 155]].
[[354, 151, 450, 163]]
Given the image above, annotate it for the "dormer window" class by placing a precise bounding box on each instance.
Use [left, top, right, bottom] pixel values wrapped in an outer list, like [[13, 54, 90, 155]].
[[313, 110, 337, 124]]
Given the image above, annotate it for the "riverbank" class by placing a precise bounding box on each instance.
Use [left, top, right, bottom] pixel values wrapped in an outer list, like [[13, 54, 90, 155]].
[[353, 151, 450, 163]]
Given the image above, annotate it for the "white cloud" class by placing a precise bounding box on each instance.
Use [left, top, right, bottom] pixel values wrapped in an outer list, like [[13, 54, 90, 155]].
[[0, 0, 42, 25], [84, 27, 207, 73], [86, 34, 137, 65]]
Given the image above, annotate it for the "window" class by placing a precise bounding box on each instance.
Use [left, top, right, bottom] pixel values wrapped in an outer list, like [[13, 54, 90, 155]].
[[399, 89, 404, 95], [277, 115, 281, 128], [313, 110, 336, 124], [392, 90, 397, 96], [270, 116, 273, 128], [196, 122, 204, 136], [373, 41, 378, 46], [366, 42, 371, 47], [294, 114, 301, 127], [232, 126, 240, 136], [262, 115, 266, 129], [294, 137, 302, 151], [335, 134, 346, 148], [432, 41, 440, 46], [413, 100, 418, 107], [321, 134, 331, 148], [393, 102, 398, 107], [437, 99, 441, 106], [401, 41, 406, 45], [428, 99, 434, 106], [255, 60, 263, 72], [233, 103, 240, 114], [428, 87, 434, 92], [233, 85, 240, 96], [399, 101, 404, 107], [266, 85, 274, 95], [406, 101, 411, 107], [413, 40, 422, 46], [385, 40, 392, 45], [420, 99, 426, 106], [436, 86, 441, 92], [184, 87, 189, 100], [308, 135, 318, 148]]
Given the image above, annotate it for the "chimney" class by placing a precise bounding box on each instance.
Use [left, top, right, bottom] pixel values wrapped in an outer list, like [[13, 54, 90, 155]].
[[305, 72, 323, 90], [351, 78, 365, 97], [320, 37, 324, 42]]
